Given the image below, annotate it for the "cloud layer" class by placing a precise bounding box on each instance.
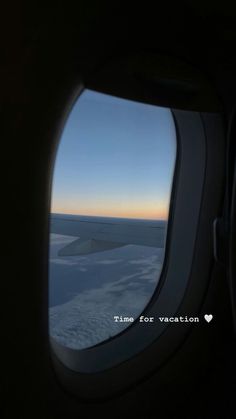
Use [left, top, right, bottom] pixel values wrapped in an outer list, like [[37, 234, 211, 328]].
[[49, 234, 164, 349]]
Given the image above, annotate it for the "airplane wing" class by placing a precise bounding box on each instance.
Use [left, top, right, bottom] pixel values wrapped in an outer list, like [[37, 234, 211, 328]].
[[50, 213, 166, 256]]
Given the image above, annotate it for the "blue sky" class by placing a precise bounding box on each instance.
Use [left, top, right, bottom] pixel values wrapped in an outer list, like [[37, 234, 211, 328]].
[[51, 89, 176, 220]]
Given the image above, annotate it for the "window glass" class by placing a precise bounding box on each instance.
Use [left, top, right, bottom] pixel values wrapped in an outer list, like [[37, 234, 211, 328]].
[[49, 89, 176, 349]]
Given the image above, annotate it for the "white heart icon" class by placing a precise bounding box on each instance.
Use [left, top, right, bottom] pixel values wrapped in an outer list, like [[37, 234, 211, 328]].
[[204, 314, 213, 323]]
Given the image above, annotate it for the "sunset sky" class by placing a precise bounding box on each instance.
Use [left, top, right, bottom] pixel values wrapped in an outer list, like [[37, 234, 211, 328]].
[[51, 89, 176, 220]]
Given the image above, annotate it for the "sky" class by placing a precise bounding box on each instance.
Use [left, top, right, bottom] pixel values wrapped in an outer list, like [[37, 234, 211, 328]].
[[51, 89, 176, 220]]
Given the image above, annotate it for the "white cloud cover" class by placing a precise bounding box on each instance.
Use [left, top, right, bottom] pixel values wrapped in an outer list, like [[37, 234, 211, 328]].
[[95, 259, 124, 265], [49, 234, 164, 349]]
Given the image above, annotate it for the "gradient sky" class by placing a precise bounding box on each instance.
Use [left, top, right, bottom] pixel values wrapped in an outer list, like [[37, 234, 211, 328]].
[[51, 89, 176, 220]]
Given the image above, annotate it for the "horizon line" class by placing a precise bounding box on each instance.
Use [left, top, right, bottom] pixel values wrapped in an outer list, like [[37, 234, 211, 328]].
[[51, 211, 168, 222]]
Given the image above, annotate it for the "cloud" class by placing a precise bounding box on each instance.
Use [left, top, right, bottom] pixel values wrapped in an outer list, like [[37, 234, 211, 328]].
[[49, 234, 164, 350], [128, 255, 159, 265], [95, 259, 124, 265], [49, 284, 149, 350], [50, 258, 78, 266], [50, 234, 75, 245], [49, 262, 163, 350]]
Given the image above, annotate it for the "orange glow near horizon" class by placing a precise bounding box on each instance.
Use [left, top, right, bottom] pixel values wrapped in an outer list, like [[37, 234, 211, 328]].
[[50, 89, 176, 224], [51, 201, 168, 220]]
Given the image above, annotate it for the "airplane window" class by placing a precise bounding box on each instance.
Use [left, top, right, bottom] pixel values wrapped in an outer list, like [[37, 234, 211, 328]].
[[49, 89, 176, 350]]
